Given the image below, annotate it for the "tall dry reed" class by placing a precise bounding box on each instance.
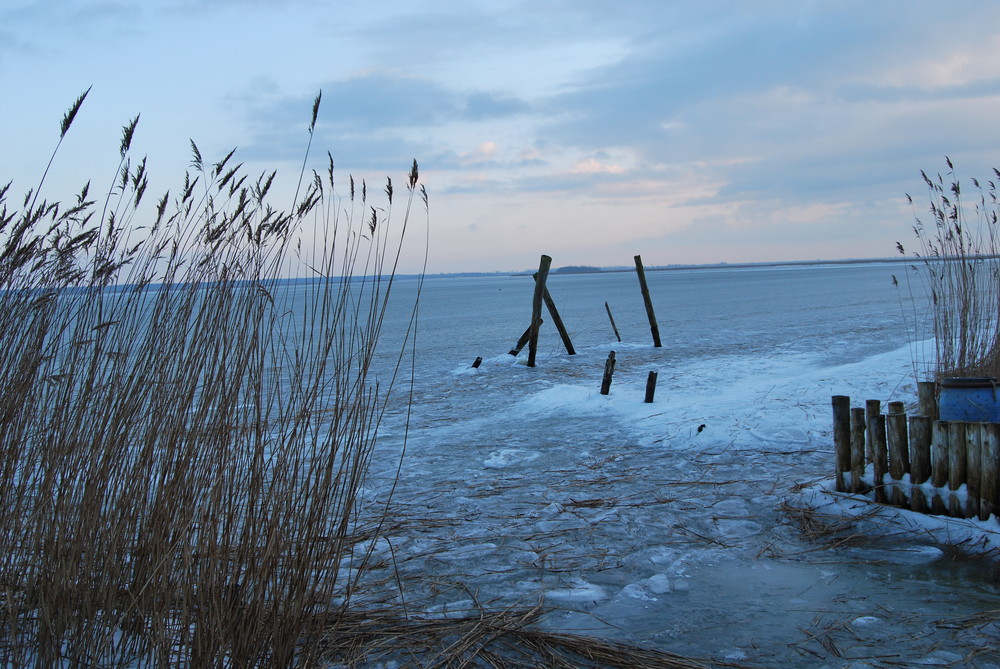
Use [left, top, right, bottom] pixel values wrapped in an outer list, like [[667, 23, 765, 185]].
[[0, 90, 426, 666], [899, 157, 1000, 380]]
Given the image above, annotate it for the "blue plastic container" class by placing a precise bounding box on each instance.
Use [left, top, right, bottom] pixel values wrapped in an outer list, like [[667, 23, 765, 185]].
[[938, 377, 1000, 422]]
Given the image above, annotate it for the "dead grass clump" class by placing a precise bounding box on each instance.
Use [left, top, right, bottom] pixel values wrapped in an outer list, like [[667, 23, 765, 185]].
[[0, 90, 425, 665]]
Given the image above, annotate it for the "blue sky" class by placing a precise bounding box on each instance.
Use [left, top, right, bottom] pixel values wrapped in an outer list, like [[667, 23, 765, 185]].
[[4, 1, 1000, 274]]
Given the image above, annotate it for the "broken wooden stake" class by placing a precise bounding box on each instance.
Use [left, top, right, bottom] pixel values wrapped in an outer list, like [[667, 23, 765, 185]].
[[634, 255, 662, 348], [605, 301, 621, 342], [600, 350, 617, 395], [644, 371, 657, 403], [534, 272, 575, 355]]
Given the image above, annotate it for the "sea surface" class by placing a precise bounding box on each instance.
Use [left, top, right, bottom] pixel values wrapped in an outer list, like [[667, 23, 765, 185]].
[[338, 261, 1000, 668]]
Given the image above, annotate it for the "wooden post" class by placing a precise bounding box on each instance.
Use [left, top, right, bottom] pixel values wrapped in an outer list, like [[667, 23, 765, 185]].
[[886, 409, 909, 506], [832, 395, 851, 493], [981, 423, 999, 521], [644, 371, 657, 403], [472, 356, 483, 369], [600, 351, 617, 395], [634, 255, 662, 348], [509, 320, 541, 356], [534, 273, 575, 355], [887, 400, 905, 415], [872, 414, 888, 504], [605, 301, 622, 342], [918, 381, 937, 422], [850, 408, 866, 493], [947, 421, 967, 517], [931, 421, 950, 515], [865, 399, 881, 464], [966, 423, 982, 519], [527, 255, 552, 367], [909, 415, 932, 513]]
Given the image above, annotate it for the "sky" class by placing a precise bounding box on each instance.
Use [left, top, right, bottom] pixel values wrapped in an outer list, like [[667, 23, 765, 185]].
[[4, 1, 1000, 274]]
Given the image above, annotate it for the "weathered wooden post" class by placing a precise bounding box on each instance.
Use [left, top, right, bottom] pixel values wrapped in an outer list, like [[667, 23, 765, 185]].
[[534, 273, 575, 355], [872, 414, 888, 504], [527, 255, 552, 367], [509, 320, 542, 356], [918, 381, 937, 422], [605, 301, 622, 342], [634, 255, 662, 348], [909, 415, 932, 513], [832, 396, 851, 492], [886, 408, 909, 506], [850, 408, 866, 493], [644, 371, 658, 403], [947, 421, 967, 517], [600, 351, 617, 395], [472, 356, 483, 369], [981, 423, 999, 521], [931, 421, 950, 515], [966, 423, 983, 519], [865, 399, 881, 464]]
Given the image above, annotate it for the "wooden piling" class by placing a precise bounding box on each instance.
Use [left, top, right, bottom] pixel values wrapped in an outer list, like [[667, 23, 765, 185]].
[[509, 320, 541, 356], [527, 255, 552, 367], [947, 421, 967, 517], [872, 414, 888, 504], [634, 255, 662, 348], [909, 415, 932, 513], [605, 301, 622, 342], [918, 381, 937, 421], [534, 273, 575, 355], [931, 421, 950, 515], [832, 395, 851, 493], [966, 423, 982, 519], [600, 351, 617, 395], [472, 356, 483, 369], [644, 371, 657, 403], [886, 409, 909, 506], [850, 408, 866, 493], [865, 399, 881, 465], [981, 423, 999, 520]]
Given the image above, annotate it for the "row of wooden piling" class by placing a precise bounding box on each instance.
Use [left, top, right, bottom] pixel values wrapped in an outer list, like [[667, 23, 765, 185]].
[[832, 387, 1000, 521]]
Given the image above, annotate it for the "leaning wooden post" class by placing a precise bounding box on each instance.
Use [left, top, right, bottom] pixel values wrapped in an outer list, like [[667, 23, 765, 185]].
[[930, 421, 950, 515], [644, 371, 658, 403], [634, 255, 662, 348], [865, 399, 881, 464], [886, 409, 909, 506], [872, 414, 888, 504], [832, 396, 851, 492], [980, 423, 999, 521], [533, 273, 575, 355], [966, 423, 982, 519], [600, 351, 617, 395], [850, 408, 866, 493], [947, 421, 967, 517], [605, 302, 622, 342], [509, 320, 542, 356], [918, 381, 937, 422], [527, 255, 552, 367], [909, 415, 932, 513]]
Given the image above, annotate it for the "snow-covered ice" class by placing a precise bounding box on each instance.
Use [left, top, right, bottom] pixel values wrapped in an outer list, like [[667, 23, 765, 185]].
[[354, 264, 1000, 667]]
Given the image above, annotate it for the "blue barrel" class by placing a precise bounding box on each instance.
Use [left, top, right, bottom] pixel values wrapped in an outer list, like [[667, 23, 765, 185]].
[[938, 378, 1000, 422]]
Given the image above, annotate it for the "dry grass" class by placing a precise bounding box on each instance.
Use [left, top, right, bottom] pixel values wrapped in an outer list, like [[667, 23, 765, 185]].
[[0, 90, 425, 666], [898, 158, 1000, 379]]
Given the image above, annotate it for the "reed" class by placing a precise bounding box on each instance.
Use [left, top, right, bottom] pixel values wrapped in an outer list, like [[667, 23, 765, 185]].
[[0, 90, 426, 665], [898, 158, 1000, 380]]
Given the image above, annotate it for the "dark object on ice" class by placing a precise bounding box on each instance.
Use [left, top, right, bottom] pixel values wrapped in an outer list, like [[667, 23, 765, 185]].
[[697, 424, 706, 433], [600, 351, 616, 395], [644, 371, 657, 403], [509, 320, 542, 356], [472, 356, 482, 369], [634, 255, 662, 348], [605, 301, 622, 342]]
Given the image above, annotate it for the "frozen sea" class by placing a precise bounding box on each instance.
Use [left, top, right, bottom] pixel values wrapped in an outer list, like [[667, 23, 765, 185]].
[[345, 261, 1000, 668]]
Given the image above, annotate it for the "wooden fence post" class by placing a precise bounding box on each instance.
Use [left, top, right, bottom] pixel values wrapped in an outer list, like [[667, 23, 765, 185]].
[[600, 351, 617, 395], [909, 415, 932, 513], [605, 301, 622, 342], [886, 409, 909, 506], [527, 255, 552, 367], [509, 320, 541, 356], [644, 371, 658, 403], [931, 421, 950, 515], [534, 272, 575, 355], [864, 399, 881, 465], [918, 381, 937, 421], [634, 255, 662, 348], [850, 408, 866, 493], [947, 422, 967, 517], [966, 423, 983, 519], [981, 423, 999, 521], [832, 396, 851, 493], [872, 414, 888, 504]]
